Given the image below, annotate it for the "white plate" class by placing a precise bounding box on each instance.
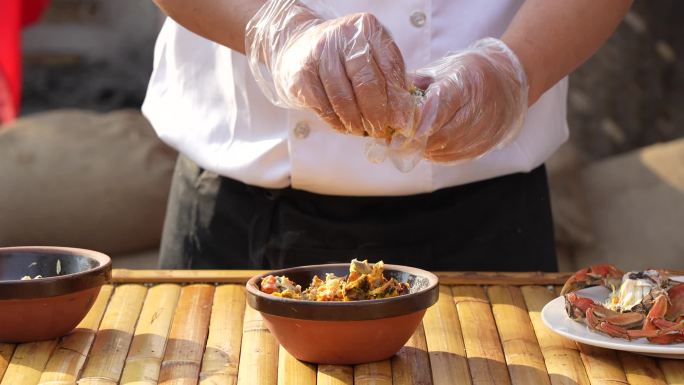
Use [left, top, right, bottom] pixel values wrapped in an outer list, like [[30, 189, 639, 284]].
[[541, 280, 684, 359]]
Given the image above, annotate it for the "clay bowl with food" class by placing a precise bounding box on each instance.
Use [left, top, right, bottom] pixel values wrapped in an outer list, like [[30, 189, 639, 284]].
[[246, 262, 439, 365], [0, 246, 112, 343]]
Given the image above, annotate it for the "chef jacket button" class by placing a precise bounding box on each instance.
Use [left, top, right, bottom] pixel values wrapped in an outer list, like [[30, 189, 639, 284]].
[[410, 11, 427, 28], [293, 121, 310, 139]]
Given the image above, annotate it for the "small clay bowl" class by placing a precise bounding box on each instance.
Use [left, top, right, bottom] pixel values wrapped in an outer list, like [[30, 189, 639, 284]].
[[246, 263, 439, 365], [0, 246, 112, 343]]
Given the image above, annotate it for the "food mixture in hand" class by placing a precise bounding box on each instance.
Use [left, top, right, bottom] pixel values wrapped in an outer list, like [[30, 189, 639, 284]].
[[260, 259, 410, 301]]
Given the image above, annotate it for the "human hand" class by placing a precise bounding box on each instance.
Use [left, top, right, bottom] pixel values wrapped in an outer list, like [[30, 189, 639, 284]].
[[410, 38, 528, 163], [246, 0, 414, 138]]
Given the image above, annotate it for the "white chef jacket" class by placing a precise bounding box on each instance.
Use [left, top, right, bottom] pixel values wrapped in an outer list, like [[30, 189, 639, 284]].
[[142, 0, 568, 197]]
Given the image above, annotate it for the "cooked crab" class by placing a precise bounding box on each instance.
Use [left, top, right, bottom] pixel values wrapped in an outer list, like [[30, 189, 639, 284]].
[[562, 264, 684, 344]]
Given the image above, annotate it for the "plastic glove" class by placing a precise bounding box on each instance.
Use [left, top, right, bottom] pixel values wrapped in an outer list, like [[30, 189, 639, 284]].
[[411, 38, 529, 163], [245, 0, 415, 138]]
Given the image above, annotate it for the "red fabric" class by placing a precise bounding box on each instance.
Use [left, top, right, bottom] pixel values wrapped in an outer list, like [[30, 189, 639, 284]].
[[0, 0, 50, 124], [23, 0, 51, 26]]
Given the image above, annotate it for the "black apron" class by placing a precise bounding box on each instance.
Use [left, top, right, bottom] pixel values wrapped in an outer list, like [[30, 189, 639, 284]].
[[159, 154, 557, 272]]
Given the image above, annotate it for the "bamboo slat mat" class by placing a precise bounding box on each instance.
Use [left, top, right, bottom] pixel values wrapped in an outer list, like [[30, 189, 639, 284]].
[[1, 270, 683, 385]]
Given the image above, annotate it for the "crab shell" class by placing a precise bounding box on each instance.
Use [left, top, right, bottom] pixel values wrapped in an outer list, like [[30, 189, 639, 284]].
[[666, 283, 684, 322]]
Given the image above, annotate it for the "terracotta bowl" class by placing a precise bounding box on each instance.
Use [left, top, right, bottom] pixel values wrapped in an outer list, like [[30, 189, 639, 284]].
[[246, 263, 439, 365], [0, 246, 112, 343]]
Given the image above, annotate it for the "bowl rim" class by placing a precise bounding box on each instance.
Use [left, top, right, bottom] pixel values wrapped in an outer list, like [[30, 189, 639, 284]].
[[0, 246, 112, 299], [245, 263, 439, 321]]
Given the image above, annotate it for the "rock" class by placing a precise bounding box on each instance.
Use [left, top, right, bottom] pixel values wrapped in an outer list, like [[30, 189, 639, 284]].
[[0, 109, 177, 256], [574, 138, 684, 270]]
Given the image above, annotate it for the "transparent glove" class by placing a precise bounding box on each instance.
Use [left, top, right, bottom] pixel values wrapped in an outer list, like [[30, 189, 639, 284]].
[[410, 38, 529, 163], [246, 0, 415, 138]]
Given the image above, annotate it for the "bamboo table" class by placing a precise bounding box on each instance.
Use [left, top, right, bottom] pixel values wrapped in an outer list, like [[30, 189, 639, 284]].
[[1, 269, 683, 385]]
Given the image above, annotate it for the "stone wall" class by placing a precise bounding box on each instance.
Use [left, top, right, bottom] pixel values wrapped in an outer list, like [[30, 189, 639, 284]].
[[567, 1, 684, 162]]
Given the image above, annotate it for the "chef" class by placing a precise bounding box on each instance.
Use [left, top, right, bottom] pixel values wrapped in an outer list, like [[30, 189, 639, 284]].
[[143, 0, 632, 271]]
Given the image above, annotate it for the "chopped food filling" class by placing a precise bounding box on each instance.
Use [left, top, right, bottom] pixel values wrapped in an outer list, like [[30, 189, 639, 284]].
[[20, 275, 43, 280], [260, 259, 410, 301]]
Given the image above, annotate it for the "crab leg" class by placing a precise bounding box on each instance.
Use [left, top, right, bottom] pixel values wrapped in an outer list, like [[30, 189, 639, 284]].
[[564, 292, 596, 319], [565, 292, 643, 325], [629, 289, 684, 344], [637, 294, 681, 344], [585, 307, 633, 339], [628, 321, 684, 343], [560, 264, 624, 295], [565, 292, 644, 339]]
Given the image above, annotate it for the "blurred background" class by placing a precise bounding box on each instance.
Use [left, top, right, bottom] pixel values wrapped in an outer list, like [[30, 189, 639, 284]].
[[1, 0, 682, 271]]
